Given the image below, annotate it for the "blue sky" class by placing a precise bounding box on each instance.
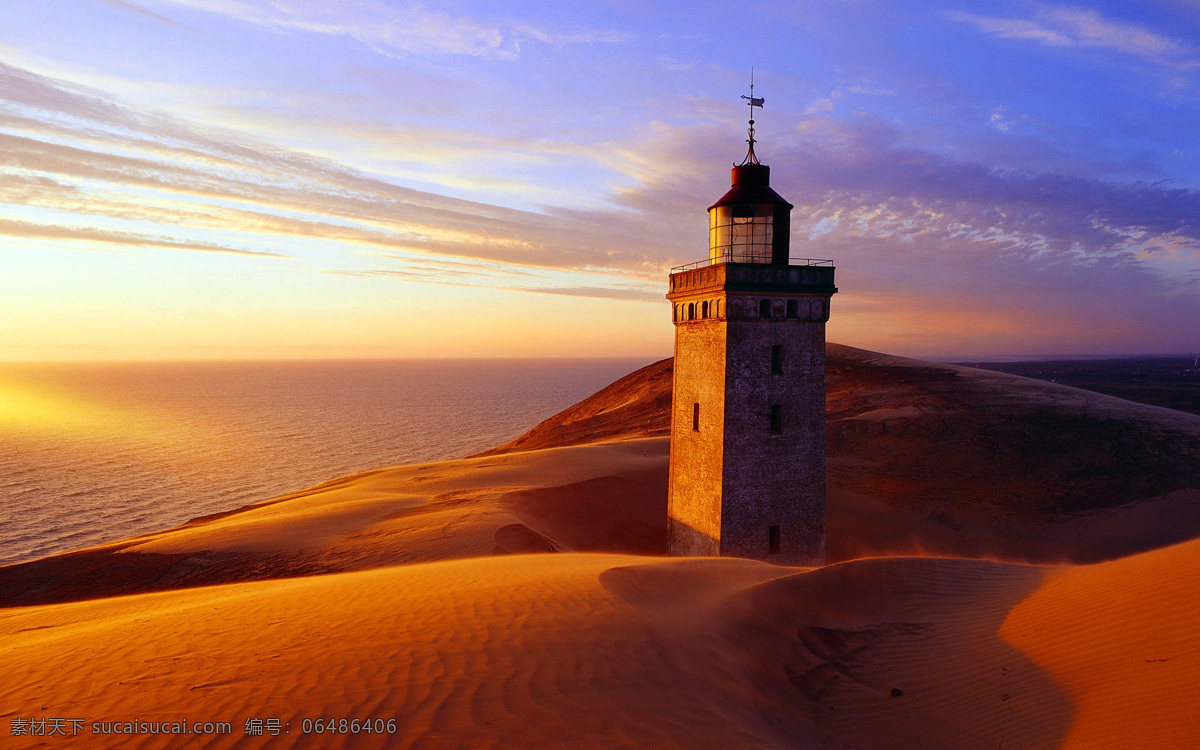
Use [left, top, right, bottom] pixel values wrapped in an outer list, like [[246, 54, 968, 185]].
[[2, 0, 1199, 359]]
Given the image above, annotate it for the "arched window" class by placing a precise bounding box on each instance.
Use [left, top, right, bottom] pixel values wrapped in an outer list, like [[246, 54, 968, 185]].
[[759, 299, 772, 318], [786, 300, 798, 319], [673, 304, 678, 322], [688, 302, 695, 320], [714, 300, 721, 318], [702, 301, 710, 318]]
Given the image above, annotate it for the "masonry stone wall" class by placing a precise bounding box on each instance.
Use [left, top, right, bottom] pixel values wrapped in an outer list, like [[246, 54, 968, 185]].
[[720, 317, 826, 564], [667, 262, 834, 565], [667, 314, 726, 556]]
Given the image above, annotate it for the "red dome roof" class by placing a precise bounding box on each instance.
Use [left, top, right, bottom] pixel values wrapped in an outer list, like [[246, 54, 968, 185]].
[[708, 164, 793, 211]]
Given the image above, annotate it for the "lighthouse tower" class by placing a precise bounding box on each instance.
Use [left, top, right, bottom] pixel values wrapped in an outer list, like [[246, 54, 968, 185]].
[[665, 85, 837, 565]]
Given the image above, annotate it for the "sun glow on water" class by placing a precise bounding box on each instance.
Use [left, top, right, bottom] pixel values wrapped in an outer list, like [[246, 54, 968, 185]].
[[0, 377, 141, 439], [0, 370, 224, 452]]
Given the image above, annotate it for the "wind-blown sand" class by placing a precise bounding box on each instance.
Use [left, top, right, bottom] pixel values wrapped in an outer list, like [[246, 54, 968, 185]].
[[2, 344, 1198, 748], [4, 544, 1199, 748]]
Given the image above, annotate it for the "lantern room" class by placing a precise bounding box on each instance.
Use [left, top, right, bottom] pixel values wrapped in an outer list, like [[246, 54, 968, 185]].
[[707, 162, 793, 265]]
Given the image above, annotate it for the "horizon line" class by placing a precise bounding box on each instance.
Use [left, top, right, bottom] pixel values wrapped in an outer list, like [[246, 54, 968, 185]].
[[2, 350, 1197, 366]]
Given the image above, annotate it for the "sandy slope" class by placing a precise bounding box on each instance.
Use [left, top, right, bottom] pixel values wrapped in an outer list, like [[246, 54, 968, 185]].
[[3, 543, 1198, 749], [487, 344, 1200, 489], [1000, 538, 1200, 749], [0, 554, 807, 750], [0, 438, 667, 607], [823, 346, 1200, 563], [479, 357, 672, 456], [492, 344, 1200, 564], [2, 344, 1199, 748]]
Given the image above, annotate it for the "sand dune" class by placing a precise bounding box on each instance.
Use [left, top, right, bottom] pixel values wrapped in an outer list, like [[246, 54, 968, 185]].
[[3, 344, 1199, 748], [823, 346, 1200, 563], [479, 357, 672, 456], [0, 439, 667, 607], [0, 554, 787, 749], [495, 343, 1200, 564], [4, 542, 1198, 748], [1000, 537, 1200, 749]]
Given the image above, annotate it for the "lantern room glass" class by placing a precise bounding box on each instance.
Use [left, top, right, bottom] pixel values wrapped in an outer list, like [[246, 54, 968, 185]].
[[709, 203, 774, 263]]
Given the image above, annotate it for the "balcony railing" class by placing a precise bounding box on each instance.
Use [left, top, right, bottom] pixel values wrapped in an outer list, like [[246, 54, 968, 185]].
[[671, 255, 834, 273]]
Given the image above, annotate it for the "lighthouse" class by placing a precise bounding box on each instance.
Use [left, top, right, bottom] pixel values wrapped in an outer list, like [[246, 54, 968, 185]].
[[665, 84, 837, 565]]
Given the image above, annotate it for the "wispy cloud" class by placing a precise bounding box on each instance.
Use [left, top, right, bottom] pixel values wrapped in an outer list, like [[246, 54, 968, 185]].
[[326, 266, 660, 302], [0, 60, 673, 292], [95, 0, 197, 29], [778, 117, 1200, 350], [989, 105, 1012, 132], [527, 286, 660, 302], [947, 5, 1200, 71], [0, 218, 282, 256], [135, 0, 628, 60]]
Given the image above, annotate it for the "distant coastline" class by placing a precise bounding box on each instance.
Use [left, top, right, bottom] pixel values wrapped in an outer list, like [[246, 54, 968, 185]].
[[952, 356, 1200, 417]]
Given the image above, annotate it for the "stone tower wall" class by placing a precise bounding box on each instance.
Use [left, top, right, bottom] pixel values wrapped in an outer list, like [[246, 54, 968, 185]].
[[667, 310, 726, 556], [667, 262, 834, 565], [719, 313, 826, 564]]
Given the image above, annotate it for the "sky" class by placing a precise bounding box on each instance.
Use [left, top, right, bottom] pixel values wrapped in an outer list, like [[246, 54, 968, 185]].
[[2, 0, 1199, 361]]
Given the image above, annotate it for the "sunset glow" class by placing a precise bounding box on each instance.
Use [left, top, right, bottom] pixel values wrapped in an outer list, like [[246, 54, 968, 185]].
[[0, 373, 179, 443], [3, 1, 1199, 360]]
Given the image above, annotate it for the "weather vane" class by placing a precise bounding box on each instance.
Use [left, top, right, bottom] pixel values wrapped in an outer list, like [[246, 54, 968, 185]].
[[739, 67, 764, 166]]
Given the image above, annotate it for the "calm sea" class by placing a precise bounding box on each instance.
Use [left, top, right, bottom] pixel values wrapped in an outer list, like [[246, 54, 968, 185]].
[[0, 358, 652, 567]]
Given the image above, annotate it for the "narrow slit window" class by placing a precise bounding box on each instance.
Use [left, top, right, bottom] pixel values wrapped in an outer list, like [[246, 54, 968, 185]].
[[770, 404, 782, 434], [692, 402, 700, 431], [768, 525, 780, 554], [771, 345, 782, 374]]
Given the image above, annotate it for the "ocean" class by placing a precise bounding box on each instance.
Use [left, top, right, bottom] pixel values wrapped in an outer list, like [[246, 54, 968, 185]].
[[0, 358, 653, 567]]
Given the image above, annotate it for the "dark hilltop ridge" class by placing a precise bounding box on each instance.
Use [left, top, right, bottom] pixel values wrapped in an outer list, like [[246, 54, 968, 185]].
[[3, 343, 1199, 607], [961, 355, 1200, 417]]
